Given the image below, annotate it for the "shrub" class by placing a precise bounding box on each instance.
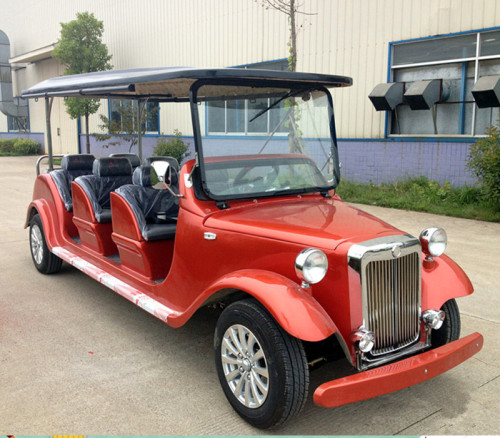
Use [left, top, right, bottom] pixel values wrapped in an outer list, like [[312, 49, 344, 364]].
[[13, 139, 40, 155], [0, 139, 16, 154], [153, 130, 191, 164], [467, 118, 500, 206]]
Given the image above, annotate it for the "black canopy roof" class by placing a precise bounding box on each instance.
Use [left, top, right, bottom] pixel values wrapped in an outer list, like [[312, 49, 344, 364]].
[[21, 67, 352, 101]]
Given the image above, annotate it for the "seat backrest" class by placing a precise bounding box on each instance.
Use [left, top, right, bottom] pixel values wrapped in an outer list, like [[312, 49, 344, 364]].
[[109, 153, 141, 169], [116, 165, 179, 238], [50, 154, 95, 211], [74, 157, 133, 222]]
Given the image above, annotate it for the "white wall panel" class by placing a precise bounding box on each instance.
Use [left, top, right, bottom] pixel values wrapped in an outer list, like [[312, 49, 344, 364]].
[[1, 0, 499, 145]]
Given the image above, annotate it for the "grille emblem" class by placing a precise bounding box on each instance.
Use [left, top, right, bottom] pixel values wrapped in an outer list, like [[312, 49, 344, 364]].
[[392, 245, 402, 258]]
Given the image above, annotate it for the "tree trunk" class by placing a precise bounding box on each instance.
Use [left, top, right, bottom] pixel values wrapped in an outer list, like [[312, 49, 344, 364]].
[[85, 113, 90, 154], [289, 0, 297, 72]]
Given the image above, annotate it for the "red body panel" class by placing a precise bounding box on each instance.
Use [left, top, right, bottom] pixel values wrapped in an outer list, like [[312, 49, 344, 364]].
[[313, 332, 483, 408], [26, 160, 475, 347]]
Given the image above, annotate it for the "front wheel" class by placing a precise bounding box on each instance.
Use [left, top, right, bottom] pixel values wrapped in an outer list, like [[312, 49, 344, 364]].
[[432, 299, 461, 347], [214, 299, 309, 429], [29, 214, 62, 274]]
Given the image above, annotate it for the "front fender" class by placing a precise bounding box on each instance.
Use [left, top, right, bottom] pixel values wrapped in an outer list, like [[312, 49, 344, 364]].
[[422, 254, 474, 310], [201, 269, 337, 342]]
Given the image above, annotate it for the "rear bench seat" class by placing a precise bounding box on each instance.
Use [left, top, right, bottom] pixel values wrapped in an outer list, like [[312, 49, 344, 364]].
[[50, 154, 95, 211]]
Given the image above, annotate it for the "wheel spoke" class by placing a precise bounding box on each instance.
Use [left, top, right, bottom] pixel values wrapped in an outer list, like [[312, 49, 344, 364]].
[[250, 373, 263, 404], [244, 376, 251, 406], [223, 337, 239, 357], [238, 326, 248, 353], [225, 368, 240, 383], [252, 369, 268, 393], [252, 348, 264, 361], [253, 364, 268, 379], [229, 327, 244, 355], [221, 354, 239, 365]]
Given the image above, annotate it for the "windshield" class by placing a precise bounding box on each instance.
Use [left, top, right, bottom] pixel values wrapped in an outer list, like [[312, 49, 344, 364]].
[[194, 83, 339, 200]]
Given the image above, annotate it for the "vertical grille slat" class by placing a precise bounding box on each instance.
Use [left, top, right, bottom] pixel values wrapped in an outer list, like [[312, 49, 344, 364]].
[[364, 251, 420, 356]]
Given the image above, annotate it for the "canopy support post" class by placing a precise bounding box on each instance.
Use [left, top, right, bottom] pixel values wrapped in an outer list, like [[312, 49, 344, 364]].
[[45, 97, 54, 171], [137, 99, 143, 161]]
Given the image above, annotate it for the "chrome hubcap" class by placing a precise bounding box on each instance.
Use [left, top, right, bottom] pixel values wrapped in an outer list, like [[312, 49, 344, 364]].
[[30, 224, 44, 265], [221, 324, 269, 408]]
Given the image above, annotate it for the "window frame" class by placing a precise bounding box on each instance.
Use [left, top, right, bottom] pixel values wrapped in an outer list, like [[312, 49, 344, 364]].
[[387, 26, 500, 138], [107, 99, 160, 135], [205, 59, 290, 138]]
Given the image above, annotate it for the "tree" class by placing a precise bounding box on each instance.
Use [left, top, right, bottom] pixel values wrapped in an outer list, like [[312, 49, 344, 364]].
[[94, 100, 158, 153], [52, 12, 112, 153], [256, 0, 315, 71], [467, 117, 500, 207]]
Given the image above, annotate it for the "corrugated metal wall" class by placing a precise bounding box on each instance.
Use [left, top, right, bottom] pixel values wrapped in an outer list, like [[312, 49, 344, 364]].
[[1, 0, 500, 152]]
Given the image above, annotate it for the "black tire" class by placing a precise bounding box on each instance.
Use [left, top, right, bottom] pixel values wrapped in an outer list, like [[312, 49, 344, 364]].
[[432, 299, 461, 347], [29, 214, 62, 274], [214, 299, 309, 429]]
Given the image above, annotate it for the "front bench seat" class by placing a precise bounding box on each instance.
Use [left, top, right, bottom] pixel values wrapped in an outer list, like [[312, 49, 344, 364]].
[[50, 154, 95, 211], [115, 165, 179, 241], [109, 153, 141, 170], [110, 166, 179, 279]]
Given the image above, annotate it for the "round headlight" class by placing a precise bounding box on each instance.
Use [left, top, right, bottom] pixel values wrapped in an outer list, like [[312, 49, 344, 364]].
[[295, 248, 328, 285], [419, 227, 447, 257]]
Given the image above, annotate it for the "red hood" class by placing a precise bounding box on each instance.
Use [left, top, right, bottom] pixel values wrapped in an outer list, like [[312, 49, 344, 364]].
[[204, 197, 404, 250]]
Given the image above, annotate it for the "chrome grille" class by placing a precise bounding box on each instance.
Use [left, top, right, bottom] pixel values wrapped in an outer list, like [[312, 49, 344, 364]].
[[364, 251, 420, 355]]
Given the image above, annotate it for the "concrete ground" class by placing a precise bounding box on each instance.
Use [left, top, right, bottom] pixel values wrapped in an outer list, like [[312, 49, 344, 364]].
[[0, 156, 499, 435]]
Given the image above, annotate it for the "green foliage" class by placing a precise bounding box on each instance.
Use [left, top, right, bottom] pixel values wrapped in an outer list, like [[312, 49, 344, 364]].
[[0, 138, 40, 155], [52, 12, 112, 75], [52, 11, 113, 152], [467, 118, 500, 206], [94, 101, 157, 153], [64, 97, 101, 120], [336, 177, 500, 222], [0, 139, 16, 153], [153, 130, 191, 164]]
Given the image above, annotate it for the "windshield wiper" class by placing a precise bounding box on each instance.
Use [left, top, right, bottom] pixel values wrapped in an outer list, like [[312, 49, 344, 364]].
[[249, 88, 308, 123]]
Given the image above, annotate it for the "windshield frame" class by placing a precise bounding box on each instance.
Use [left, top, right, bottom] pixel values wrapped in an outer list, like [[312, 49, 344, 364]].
[[189, 78, 340, 202]]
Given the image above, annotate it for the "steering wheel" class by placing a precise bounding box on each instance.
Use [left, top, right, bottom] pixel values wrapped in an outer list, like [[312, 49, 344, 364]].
[[233, 165, 280, 189]]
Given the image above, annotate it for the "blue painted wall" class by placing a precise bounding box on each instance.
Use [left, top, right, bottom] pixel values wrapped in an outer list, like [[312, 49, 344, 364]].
[[83, 134, 477, 186]]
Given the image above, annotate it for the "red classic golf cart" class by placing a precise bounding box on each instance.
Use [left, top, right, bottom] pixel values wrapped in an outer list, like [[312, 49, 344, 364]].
[[22, 67, 483, 428]]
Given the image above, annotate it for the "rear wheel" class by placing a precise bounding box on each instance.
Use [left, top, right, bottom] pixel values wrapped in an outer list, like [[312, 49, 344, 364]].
[[432, 299, 461, 347], [214, 299, 309, 429], [29, 214, 62, 274]]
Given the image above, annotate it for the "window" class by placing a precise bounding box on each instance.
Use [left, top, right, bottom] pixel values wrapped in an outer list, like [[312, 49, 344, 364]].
[[109, 100, 159, 133], [7, 115, 29, 132], [390, 28, 500, 136], [206, 60, 289, 135]]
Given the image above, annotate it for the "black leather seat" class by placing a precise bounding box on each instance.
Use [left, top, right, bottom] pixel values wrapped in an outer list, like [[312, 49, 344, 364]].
[[115, 165, 179, 241], [74, 157, 133, 223], [109, 153, 141, 169], [50, 154, 95, 211]]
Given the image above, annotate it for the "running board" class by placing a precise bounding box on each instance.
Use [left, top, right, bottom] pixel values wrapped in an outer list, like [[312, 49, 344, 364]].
[[52, 246, 180, 323]]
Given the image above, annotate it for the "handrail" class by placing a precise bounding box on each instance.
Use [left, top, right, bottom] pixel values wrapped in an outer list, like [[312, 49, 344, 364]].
[[36, 154, 64, 176]]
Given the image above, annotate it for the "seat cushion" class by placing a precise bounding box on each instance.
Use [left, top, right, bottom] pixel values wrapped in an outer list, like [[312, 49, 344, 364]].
[[96, 208, 112, 223], [142, 223, 177, 241]]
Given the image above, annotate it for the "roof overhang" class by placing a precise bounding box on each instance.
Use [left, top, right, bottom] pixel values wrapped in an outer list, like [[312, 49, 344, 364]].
[[9, 43, 56, 65], [21, 67, 353, 100]]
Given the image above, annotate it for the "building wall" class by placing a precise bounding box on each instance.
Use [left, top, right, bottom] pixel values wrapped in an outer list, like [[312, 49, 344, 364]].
[[1, 0, 499, 183]]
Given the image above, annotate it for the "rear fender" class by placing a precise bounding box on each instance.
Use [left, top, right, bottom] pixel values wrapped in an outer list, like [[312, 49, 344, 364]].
[[202, 269, 337, 342], [25, 199, 60, 250]]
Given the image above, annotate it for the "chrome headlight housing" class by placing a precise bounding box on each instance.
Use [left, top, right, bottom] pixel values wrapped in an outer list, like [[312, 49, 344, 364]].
[[419, 227, 447, 257], [295, 248, 328, 285]]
